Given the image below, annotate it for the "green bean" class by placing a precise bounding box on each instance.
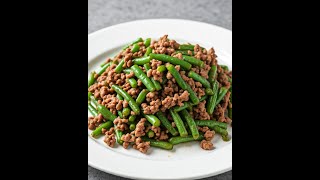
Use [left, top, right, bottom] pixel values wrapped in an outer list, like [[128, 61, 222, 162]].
[[128, 78, 137, 88], [133, 56, 151, 65], [188, 71, 211, 88], [176, 50, 194, 56], [122, 107, 131, 117], [147, 130, 155, 138], [136, 89, 149, 105], [123, 37, 143, 50], [215, 87, 228, 106], [213, 126, 228, 136], [180, 109, 200, 139], [199, 95, 208, 102], [143, 114, 161, 127], [169, 109, 188, 137], [150, 53, 192, 70], [144, 38, 151, 47], [222, 135, 231, 142], [144, 47, 152, 57], [141, 137, 173, 150], [131, 44, 140, 53], [115, 59, 124, 73], [116, 93, 124, 100], [111, 85, 140, 115], [179, 44, 195, 51], [88, 72, 95, 87], [123, 68, 133, 74], [128, 115, 136, 122], [90, 96, 117, 121], [208, 65, 217, 84], [117, 110, 123, 118], [206, 80, 219, 114], [182, 55, 204, 67], [88, 103, 98, 117], [129, 124, 136, 131], [228, 77, 232, 83], [115, 128, 123, 144], [144, 63, 162, 91], [131, 65, 156, 92], [194, 120, 228, 129], [169, 134, 204, 145], [205, 88, 214, 95], [173, 102, 190, 112], [98, 62, 111, 75], [220, 65, 229, 71], [157, 65, 166, 72], [91, 121, 113, 138], [88, 92, 92, 100], [155, 111, 179, 136], [166, 64, 199, 104]]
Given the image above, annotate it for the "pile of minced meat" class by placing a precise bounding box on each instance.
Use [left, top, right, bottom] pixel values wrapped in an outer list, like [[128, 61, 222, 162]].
[[88, 35, 232, 154]]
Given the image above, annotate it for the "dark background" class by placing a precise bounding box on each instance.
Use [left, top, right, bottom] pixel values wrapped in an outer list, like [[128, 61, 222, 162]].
[[88, 0, 232, 179]]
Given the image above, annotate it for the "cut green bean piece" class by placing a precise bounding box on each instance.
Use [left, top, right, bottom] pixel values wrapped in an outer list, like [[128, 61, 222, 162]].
[[123, 68, 133, 74], [143, 114, 161, 127], [157, 65, 166, 72], [222, 135, 231, 142], [112, 85, 140, 115], [116, 93, 124, 100], [117, 110, 123, 118], [91, 121, 113, 138], [129, 124, 136, 131], [115, 59, 125, 74], [206, 80, 219, 114], [173, 102, 191, 112], [128, 115, 136, 122], [150, 53, 192, 70], [133, 56, 150, 65], [180, 109, 200, 139], [128, 78, 138, 88], [131, 65, 156, 92], [88, 72, 95, 87], [88, 103, 98, 117], [182, 55, 204, 67], [98, 62, 111, 75], [215, 87, 228, 106], [144, 47, 152, 57], [115, 128, 123, 144], [213, 126, 228, 136], [169, 134, 204, 145], [179, 44, 195, 51], [194, 120, 228, 129], [170, 109, 188, 137], [147, 130, 155, 138], [155, 111, 179, 136], [208, 65, 217, 84], [131, 44, 140, 53], [220, 65, 229, 71], [123, 37, 143, 50], [88, 92, 92, 100], [188, 71, 211, 88], [228, 108, 232, 119], [144, 38, 151, 47], [205, 88, 214, 95], [122, 107, 131, 117], [136, 89, 149, 105], [141, 137, 173, 150]]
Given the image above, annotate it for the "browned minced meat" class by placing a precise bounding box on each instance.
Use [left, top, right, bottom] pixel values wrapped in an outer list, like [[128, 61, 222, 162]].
[[193, 101, 211, 120], [101, 94, 118, 115], [127, 88, 140, 99], [133, 137, 150, 154], [159, 131, 169, 140], [200, 140, 214, 150], [214, 91, 231, 123], [217, 66, 231, 88], [126, 71, 135, 79], [151, 126, 161, 137], [134, 118, 147, 137], [198, 126, 210, 133], [206, 48, 218, 66], [141, 99, 161, 114], [160, 90, 189, 112], [204, 130, 215, 141], [171, 122, 176, 128], [121, 133, 136, 149], [150, 35, 179, 55], [114, 117, 128, 131], [137, 79, 143, 86], [123, 100, 129, 108], [88, 114, 104, 130], [146, 92, 159, 102], [172, 52, 183, 60], [104, 127, 116, 148], [148, 59, 164, 82]]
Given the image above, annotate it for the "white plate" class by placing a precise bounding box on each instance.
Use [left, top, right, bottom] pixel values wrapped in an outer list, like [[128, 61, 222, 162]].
[[88, 19, 232, 180]]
